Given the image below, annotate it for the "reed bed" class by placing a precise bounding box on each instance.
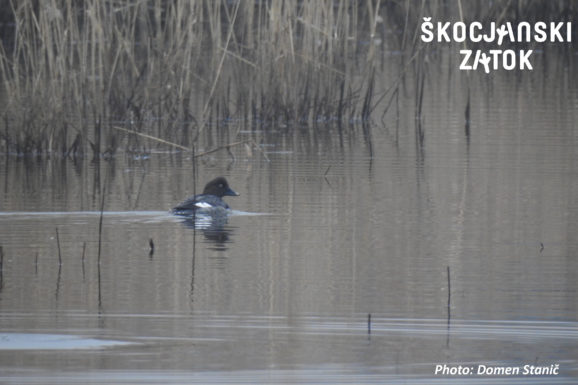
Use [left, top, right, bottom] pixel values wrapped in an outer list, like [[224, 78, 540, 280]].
[[0, 0, 384, 156], [0, 0, 574, 156]]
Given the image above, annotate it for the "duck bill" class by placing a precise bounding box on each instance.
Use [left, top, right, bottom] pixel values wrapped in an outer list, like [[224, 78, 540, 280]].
[[224, 187, 240, 197]]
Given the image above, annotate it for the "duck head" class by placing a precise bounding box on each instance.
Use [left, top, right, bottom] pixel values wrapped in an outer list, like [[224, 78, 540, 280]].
[[203, 177, 240, 197]]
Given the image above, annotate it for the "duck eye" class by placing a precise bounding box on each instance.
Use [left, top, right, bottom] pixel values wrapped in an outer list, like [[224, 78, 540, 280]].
[[219, 183, 224, 188]]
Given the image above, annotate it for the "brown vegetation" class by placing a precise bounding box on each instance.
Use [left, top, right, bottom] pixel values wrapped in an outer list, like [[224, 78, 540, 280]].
[[0, 0, 574, 156], [0, 0, 384, 156]]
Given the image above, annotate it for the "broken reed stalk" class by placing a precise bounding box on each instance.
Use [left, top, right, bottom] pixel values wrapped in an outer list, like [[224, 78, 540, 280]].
[[55, 227, 62, 266], [97, 185, 105, 266], [113, 124, 271, 161], [464, 88, 471, 141], [367, 313, 372, 338], [54, 228, 63, 300], [149, 238, 155, 259], [81, 241, 87, 280], [446, 265, 451, 346], [112, 126, 191, 151], [447, 266, 451, 323], [97, 183, 105, 310]]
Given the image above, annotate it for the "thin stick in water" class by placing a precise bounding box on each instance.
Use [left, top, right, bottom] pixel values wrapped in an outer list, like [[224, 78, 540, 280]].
[[81, 241, 87, 280], [447, 266, 451, 318], [97, 186, 106, 264], [55, 228, 62, 266], [97, 184, 106, 310], [112, 126, 191, 151], [367, 313, 372, 338], [0, 246, 4, 289], [446, 265, 451, 347]]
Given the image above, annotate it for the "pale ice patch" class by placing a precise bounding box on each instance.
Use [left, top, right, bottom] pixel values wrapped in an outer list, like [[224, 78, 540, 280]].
[[0, 333, 130, 350]]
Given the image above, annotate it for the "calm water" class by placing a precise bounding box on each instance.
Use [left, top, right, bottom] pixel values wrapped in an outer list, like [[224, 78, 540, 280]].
[[1, 56, 578, 383]]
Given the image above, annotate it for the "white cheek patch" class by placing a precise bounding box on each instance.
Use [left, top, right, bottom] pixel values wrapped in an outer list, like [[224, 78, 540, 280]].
[[195, 202, 213, 209]]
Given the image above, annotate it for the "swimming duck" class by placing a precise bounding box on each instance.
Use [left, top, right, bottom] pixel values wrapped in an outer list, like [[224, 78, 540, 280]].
[[172, 177, 239, 215]]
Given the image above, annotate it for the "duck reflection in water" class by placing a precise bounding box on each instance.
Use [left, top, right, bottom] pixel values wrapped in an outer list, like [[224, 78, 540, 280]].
[[181, 214, 235, 248], [172, 177, 240, 244]]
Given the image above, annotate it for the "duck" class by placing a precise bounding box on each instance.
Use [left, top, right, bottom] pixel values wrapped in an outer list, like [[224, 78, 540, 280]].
[[172, 177, 239, 215]]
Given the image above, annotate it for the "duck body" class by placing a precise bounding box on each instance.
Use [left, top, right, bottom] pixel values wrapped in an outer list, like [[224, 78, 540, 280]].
[[172, 177, 239, 215]]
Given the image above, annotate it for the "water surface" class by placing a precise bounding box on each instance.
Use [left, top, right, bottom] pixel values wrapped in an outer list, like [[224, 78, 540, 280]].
[[1, 55, 577, 383]]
